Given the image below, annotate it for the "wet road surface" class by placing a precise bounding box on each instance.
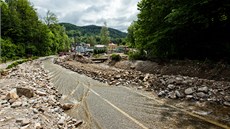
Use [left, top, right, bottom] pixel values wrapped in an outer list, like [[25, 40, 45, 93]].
[[43, 58, 229, 129]]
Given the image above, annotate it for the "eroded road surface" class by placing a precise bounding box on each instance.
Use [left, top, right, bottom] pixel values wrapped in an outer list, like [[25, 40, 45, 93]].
[[43, 58, 228, 129]]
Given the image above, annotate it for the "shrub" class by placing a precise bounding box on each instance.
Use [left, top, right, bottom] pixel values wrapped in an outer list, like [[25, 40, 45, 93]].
[[128, 51, 146, 60], [110, 54, 121, 61], [94, 49, 106, 54]]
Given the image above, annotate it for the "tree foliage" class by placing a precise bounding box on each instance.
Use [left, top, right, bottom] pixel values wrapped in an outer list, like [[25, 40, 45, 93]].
[[0, 0, 70, 60], [60, 23, 126, 45], [100, 22, 110, 45], [44, 10, 58, 27], [129, 0, 230, 60]]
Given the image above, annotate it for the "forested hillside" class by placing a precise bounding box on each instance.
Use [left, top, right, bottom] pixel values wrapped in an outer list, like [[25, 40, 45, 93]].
[[0, 0, 70, 60], [127, 0, 230, 61], [60, 23, 127, 44]]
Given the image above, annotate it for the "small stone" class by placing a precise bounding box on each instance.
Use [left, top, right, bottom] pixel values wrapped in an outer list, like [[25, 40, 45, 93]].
[[8, 99, 16, 104], [74, 120, 83, 128], [143, 74, 150, 82], [16, 87, 34, 98], [224, 96, 230, 102], [16, 118, 24, 123], [224, 102, 230, 107], [167, 79, 176, 84], [34, 122, 42, 129], [61, 103, 74, 110], [168, 91, 177, 99], [175, 90, 183, 98], [11, 101, 22, 108], [160, 79, 166, 85], [21, 119, 30, 126], [184, 88, 195, 95], [115, 82, 121, 86], [186, 95, 194, 99], [22, 101, 29, 107], [33, 109, 39, 114], [158, 91, 166, 97], [58, 116, 65, 125], [198, 86, 209, 93], [176, 77, 183, 81], [130, 66, 135, 69], [16, 118, 30, 126], [196, 92, 208, 98], [167, 84, 175, 90], [36, 90, 46, 96], [137, 86, 143, 90], [28, 99, 37, 104], [115, 75, 121, 79], [0, 100, 8, 105]]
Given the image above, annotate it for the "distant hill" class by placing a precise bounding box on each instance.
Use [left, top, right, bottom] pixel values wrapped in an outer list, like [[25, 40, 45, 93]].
[[59, 23, 127, 39]]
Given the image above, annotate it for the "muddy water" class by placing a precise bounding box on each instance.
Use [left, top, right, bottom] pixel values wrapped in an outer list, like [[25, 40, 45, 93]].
[[43, 58, 230, 129]]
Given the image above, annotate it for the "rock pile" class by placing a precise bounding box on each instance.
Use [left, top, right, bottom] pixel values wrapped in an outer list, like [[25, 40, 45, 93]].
[[56, 59, 230, 107], [0, 60, 83, 129]]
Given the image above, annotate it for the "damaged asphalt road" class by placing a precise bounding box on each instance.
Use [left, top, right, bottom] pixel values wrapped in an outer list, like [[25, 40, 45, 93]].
[[43, 57, 229, 129]]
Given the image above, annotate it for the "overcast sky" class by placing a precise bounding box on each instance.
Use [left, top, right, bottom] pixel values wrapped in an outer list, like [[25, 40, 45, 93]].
[[30, 0, 140, 32]]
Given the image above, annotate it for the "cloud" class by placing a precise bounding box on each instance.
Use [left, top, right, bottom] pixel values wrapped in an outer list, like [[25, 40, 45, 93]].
[[30, 0, 140, 32]]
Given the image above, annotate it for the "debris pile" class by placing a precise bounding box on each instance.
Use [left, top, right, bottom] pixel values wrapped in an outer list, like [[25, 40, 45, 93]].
[[56, 59, 230, 107], [0, 60, 83, 129]]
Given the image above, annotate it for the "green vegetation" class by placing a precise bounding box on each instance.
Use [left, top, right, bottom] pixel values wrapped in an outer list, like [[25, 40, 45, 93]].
[[93, 49, 107, 54], [0, 0, 70, 61], [128, 50, 146, 60], [59, 23, 127, 44], [127, 0, 230, 61], [6, 56, 38, 69], [100, 22, 110, 45], [110, 54, 121, 61]]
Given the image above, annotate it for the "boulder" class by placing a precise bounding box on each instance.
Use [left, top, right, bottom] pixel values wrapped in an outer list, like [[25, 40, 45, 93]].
[[5, 89, 19, 100], [16, 87, 34, 98]]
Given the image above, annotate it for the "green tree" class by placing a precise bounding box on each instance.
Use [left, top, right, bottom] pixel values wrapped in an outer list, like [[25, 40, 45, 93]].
[[0, 0, 71, 59], [44, 10, 58, 27], [100, 22, 110, 45], [133, 0, 230, 60], [126, 21, 137, 48], [87, 36, 96, 46]]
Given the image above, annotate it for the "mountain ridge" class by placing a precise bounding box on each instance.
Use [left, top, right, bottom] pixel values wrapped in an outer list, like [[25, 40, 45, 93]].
[[59, 23, 127, 39]]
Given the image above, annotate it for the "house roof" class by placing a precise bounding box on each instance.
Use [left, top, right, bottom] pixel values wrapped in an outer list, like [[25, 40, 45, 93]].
[[95, 45, 106, 48]]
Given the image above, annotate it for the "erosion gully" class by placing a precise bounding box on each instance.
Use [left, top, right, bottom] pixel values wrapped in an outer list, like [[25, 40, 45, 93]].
[[43, 57, 230, 129]]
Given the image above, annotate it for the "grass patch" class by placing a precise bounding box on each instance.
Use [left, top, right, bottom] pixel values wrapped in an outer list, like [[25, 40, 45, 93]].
[[6, 56, 39, 69]]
